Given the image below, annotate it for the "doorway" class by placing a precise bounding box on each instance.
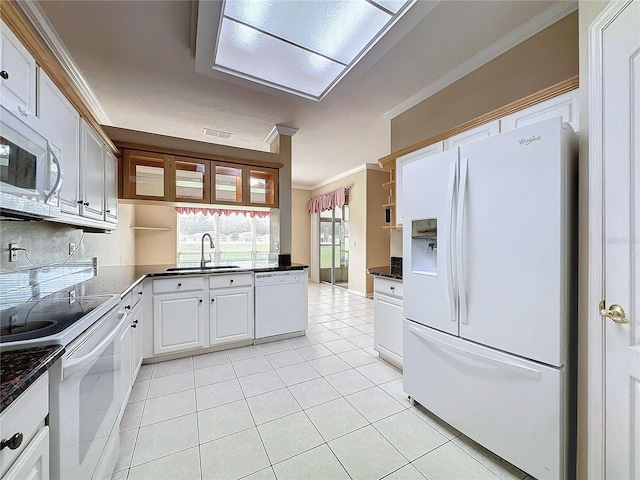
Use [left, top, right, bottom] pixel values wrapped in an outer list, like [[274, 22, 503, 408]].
[[319, 204, 349, 288]]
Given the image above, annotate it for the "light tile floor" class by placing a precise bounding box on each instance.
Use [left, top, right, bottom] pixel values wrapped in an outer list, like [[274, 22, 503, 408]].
[[113, 282, 533, 480]]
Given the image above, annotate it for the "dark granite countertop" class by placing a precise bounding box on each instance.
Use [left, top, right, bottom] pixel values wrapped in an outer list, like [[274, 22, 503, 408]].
[[0, 345, 64, 413], [367, 266, 403, 280], [80, 263, 309, 298]]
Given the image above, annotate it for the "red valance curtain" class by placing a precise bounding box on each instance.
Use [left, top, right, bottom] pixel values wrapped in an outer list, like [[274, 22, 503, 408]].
[[175, 207, 270, 218], [307, 188, 347, 214]]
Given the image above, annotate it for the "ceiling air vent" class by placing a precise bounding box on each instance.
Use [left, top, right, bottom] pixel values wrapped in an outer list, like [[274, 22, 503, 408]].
[[204, 128, 233, 139]]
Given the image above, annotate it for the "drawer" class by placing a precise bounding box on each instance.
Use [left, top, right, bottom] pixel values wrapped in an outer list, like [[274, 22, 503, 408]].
[[403, 320, 564, 479], [153, 276, 203, 294], [209, 273, 253, 289], [0, 373, 48, 478], [374, 277, 403, 298], [130, 280, 144, 308]]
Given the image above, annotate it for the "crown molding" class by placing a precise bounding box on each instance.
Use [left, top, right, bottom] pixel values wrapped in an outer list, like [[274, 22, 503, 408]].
[[384, 0, 578, 120], [15, 0, 111, 124], [264, 125, 299, 144], [297, 162, 384, 191]]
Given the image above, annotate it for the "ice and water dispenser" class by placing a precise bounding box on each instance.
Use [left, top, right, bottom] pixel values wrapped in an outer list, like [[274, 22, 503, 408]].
[[411, 218, 437, 275]]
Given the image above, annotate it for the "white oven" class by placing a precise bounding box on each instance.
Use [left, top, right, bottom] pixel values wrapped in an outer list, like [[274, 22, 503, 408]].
[[49, 305, 126, 480], [0, 100, 61, 219]]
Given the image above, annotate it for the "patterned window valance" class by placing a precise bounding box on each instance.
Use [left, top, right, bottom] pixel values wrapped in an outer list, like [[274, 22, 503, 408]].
[[175, 207, 270, 218], [307, 188, 347, 214]]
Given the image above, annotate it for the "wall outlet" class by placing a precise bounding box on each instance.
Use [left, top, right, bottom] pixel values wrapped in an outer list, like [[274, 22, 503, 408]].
[[9, 243, 17, 262], [69, 243, 76, 255]]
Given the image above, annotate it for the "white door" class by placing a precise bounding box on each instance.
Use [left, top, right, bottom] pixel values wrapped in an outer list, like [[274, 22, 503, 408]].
[[154, 294, 205, 354], [38, 69, 81, 215], [396, 141, 444, 227], [593, 1, 640, 477], [0, 19, 36, 114], [80, 120, 105, 221], [210, 287, 253, 345], [458, 118, 575, 367], [402, 147, 459, 335]]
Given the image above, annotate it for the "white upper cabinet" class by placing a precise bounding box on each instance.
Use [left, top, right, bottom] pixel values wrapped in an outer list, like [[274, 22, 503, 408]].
[[500, 90, 579, 133], [396, 141, 443, 227], [104, 150, 118, 224], [444, 120, 500, 150], [37, 68, 81, 215], [80, 120, 106, 221], [0, 20, 36, 115]]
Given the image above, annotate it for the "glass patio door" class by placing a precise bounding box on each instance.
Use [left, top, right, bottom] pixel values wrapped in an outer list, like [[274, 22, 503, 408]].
[[319, 205, 349, 288]]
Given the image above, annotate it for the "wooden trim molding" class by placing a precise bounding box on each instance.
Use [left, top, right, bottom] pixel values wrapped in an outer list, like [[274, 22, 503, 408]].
[[114, 141, 285, 170], [378, 76, 579, 170], [0, 1, 118, 155]]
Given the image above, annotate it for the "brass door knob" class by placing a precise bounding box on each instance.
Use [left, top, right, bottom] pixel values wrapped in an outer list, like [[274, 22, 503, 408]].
[[600, 303, 630, 324]]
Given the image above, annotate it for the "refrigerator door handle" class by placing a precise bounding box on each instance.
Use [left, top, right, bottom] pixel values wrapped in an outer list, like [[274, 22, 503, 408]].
[[446, 162, 457, 323], [408, 326, 542, 379], [456, 158, 469, 324]]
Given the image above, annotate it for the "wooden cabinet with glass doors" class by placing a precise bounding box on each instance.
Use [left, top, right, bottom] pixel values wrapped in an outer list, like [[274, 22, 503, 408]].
[[121, 148, 278, 208], [122, 150, 210, 203]]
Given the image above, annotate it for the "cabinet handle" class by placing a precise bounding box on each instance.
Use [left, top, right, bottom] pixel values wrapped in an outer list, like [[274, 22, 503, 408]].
[[84, 202, 90, 206], [211, 298, 215, 302], [106, 209, 111, 213], [77, 200, 84, 205], [131, 323, 137, 328], [138, 291, 143, 295], [0, 71, 9, 80], [177, 283, 182, 287], [125, 305, 131, 310], [1, 432, 23, 451], [133, 320, 139, 325], [199, 299, 203, 303], [390, 286, 395, 290], [230, 279, 234, 284]]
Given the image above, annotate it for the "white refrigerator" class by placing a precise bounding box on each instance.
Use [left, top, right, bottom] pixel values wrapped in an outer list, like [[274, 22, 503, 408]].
[[402, 117, 577, 480]]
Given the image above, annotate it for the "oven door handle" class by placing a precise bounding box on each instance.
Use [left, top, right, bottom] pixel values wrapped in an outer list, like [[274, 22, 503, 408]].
[[63, 312, 126, 379]]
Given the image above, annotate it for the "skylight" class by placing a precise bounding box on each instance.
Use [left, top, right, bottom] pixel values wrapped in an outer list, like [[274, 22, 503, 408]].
[[212, 0, 416, 101]]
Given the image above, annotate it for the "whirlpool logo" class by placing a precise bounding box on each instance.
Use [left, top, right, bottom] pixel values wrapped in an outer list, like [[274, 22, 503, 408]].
[[519, 135, 541, 146]]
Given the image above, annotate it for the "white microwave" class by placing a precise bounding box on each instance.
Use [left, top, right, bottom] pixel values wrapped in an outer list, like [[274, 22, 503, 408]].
[[0, 100, 62, 220]]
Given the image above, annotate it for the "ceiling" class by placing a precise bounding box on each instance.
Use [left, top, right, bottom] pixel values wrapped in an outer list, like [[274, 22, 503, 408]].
[[36, 0, 570, 189]]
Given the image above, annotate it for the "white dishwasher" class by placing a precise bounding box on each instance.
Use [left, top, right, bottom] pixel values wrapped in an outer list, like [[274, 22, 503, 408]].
[[254, 270, 308, 340]]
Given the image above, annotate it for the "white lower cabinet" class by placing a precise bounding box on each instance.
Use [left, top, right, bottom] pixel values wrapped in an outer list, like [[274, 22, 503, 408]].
[[0, 373, 49, 479], [153, 291, 205, 355], [2, 427, 49, 480], [149, 274, 255, 358], [130, 301, 143, 381], [373, 277, 403, 369], [119, 310, 132, 407], [210, 287, 254, 345], [152, 275, 206, 355]]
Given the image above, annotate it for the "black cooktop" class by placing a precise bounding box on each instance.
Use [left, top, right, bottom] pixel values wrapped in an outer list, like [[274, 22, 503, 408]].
[[0, 295, 114, 343]]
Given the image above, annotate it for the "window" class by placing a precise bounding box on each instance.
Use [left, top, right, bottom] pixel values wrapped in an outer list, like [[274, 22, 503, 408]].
[[177, 209, 270, 264]]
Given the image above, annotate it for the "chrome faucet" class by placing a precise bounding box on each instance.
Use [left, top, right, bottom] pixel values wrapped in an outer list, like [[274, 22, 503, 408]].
[[201, 233, 215, 268]]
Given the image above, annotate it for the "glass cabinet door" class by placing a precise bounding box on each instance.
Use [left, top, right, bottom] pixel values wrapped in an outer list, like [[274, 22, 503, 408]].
[[123, 150, 168, 200], [174, 157, 210, 203], [248, 168, 278, 207], [212, 163, 243, 204]]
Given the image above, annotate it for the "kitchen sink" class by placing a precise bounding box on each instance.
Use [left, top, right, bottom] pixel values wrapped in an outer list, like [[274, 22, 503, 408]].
[[165, 265, 240, 272]]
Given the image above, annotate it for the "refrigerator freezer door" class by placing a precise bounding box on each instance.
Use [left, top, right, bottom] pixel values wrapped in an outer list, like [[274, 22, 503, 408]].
[[457, 117, 575, 367], [402, 147, 459, 336], [403, 320, 566, 480]]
